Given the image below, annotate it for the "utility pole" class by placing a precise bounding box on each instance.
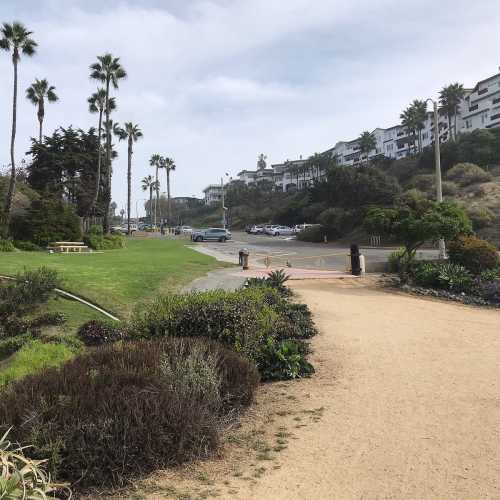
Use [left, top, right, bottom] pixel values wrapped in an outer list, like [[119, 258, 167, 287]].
[[430, 98, 446, 259], [221, 177, 225, 229]]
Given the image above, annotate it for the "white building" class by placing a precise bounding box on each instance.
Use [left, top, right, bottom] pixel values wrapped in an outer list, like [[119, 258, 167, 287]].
[[203, 184, 223, 205], [461, 69, 500, 133]]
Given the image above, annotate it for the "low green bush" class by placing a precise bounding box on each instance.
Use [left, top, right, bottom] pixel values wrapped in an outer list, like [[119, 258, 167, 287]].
[[466, 207, 494, 230], [448, 235, 498, 274], [128, 287, 316, 381], [13, 240, 41, 251], [446, 163, 491, 186], [412, 261, 441, 288], [387, 247, 406, 273], [84, 224, 125, 250], [29, 311, 66, 328], [411, 261, 473, 293], [296, 225, 324, 243], [0, 238, 15, 252], [0, 333, 33, 360], [0, 338, 259, 488], [480, 266, 500, 282]]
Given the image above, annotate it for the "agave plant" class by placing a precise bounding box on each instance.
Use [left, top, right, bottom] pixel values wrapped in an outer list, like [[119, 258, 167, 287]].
[[0, 428, 71, 499], [437, 263, 473, 293]]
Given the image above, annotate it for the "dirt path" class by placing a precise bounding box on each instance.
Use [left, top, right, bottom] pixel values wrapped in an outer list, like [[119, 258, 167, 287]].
[[221, 280, 500, 499], [137, 280, 500, 500]]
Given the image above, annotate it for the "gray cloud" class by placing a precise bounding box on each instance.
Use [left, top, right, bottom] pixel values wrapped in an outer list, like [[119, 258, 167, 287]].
[[0, 0, 499, 214]]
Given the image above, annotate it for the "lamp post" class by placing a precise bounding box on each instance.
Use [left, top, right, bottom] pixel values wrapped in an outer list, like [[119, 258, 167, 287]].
[[427, 98, 446, 259]]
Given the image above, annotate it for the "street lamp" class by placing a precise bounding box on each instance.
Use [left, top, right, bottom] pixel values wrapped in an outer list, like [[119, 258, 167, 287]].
[[426, 98, 446, 259]]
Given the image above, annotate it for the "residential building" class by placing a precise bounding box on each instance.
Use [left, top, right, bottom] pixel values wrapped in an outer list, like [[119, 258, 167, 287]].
[[203, 184, 223, 205]]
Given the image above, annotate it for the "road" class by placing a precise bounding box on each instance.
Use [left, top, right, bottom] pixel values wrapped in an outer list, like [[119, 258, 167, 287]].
[[189, 231, 439, 272]]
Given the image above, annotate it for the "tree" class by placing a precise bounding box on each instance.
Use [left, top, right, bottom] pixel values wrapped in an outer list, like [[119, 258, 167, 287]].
[[90, 54, 127, 233], [400, 106, 417, 155], [0, 22, 37, 235], [410, 99, 427, 153], [88, 89, 116, 211], [149, 154, 161, 227], [160, 157, 176, 225], [26, 78, 58, 143], [141, 175, 157, 226], [439, 83, 466, 141], [357, 131, 376, 164], [115, 122, 143, 234], [364, 201, 472, 274]]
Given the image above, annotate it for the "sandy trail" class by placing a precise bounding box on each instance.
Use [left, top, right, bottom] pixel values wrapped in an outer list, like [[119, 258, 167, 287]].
[[220, 280, 500, 500]]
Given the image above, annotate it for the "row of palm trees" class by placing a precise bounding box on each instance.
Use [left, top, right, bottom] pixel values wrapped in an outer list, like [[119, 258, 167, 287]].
[[0, 21, 172, 237], [142, 155, 176, 227]]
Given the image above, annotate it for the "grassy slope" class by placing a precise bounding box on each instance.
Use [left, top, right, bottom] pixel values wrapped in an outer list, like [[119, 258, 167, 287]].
[[0, 238, 222, 317]]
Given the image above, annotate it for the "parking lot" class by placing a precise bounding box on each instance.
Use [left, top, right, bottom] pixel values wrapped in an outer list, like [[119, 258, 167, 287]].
[[190, 231, 439, 271]]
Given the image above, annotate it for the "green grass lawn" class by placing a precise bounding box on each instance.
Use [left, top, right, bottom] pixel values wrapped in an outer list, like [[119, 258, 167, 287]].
[[0, 238, 223, 317]]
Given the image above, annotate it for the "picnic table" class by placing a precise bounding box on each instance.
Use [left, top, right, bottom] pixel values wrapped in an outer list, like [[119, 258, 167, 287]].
[[48, 241, 90, 253]]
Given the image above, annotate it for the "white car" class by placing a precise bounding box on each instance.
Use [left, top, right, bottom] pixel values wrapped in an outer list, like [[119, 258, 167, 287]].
[[268, 225, 294, 236], [293, 224, 314, 233], [180, 226, 193, 234], [264, 225, 280, 235], [250, 225, 264, 234]]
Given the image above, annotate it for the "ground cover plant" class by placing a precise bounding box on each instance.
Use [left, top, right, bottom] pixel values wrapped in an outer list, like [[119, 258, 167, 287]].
[[0, 338, 259, 489]]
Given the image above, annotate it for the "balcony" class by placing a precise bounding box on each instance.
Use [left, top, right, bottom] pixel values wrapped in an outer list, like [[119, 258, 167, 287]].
[[469, 104, 479, 112], [491, 113, 500, 121], [478, 87, 488, 96], [493, 97, 500, 105]]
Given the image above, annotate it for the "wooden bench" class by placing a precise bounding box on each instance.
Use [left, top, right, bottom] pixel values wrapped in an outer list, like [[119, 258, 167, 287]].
[[48, 242, 90, 253]]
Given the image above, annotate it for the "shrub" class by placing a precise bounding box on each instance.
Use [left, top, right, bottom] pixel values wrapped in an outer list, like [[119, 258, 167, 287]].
[[0, 338, 259, 488], [0, 333, 33, 359], [442, 181, 458, 196], [84, 226, 125, 250], [412, 261, 441, 288], [30, 311, 67, 328], [446, 163, 491, 187], [0, 238, 15, 252], [387, 247, 406, 273], [128, 288, 316, 381], [436, 263, 473, 292], [466, 206, 494, 230], [0, 267, 60, 317], [480, 266, 500, 282], [297, 225, 324, 243], [245, 269, 292, 297], [448, 235, 498, 274], [13, 240, 41, 251], [478, 279, 500, 304], [77, 319, 124, 346], [10, 197, 81, 247], [0, 428, 70, 498]]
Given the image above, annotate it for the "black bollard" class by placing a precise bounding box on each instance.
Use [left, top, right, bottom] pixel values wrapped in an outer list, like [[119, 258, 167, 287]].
[[350, 243, 361, 276]]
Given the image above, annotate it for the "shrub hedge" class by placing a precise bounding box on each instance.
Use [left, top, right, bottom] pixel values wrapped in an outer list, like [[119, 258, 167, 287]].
[[0, 338, 259, 488], [448, 235, 498, 274], [84, 225, 125, 250], [128, 286, 316, 381], [0, 238, 15, 252], [77, 319, 124, 346]]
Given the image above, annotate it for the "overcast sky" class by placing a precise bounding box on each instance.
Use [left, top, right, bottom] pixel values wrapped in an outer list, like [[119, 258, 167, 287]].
[[1, 0, 499, 214]]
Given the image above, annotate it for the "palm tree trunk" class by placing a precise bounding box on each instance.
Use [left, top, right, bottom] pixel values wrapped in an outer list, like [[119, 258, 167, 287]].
[[38, 99, 44, 143], [2, 57, 18, 235], [92, 109, 103, 211], [149, 186, 153, 226], [154, 166, 159, 229], [103, 77, 111, 234], [453, 108, 458, 141], [447, 116, 452, 142], [167, 169, 171, 225], [127, 138, 132, 235]]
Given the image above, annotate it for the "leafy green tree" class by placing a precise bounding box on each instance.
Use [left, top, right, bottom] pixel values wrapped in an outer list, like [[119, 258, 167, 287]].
[[0, 22, 37, 234], [358, 131, 376, 164], [364, 201, 472, 272], [115, 123, 143, 234], [439, 83, 466, 141], [89, 54, 127, 232], [88, 88, 116, 211], [26, 78, 58, 143]]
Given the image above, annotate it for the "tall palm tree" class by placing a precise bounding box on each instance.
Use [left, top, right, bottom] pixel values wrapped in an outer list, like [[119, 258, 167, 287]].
[[400, 107, 417, 155], [161, 157, 176, 224], [115, 123, 143, 235], [358, 131, 376, 164], [439, 83, 466, 141], [141, 175, 157, 226], [149, 154, 161, 228], [88, 89, 116, 211], [410, 99, 427, 153], [90, 54, 126, 233], [26, 78, 58, 143], [0, 22, 37, 233]]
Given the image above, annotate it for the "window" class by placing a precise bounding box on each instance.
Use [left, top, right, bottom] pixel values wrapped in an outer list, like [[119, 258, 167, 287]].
[[491, 113, 500, 121], [465, 119, 472, 129], [422, 132, 428, 140], [478, 87, 488, 95], [481, 111, 489, 124], [469, 104, 479, 112]]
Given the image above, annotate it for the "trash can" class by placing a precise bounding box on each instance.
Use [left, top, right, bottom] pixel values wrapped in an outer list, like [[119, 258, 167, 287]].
[[350, 244, 361, 276], [239, 248, 250, 270]]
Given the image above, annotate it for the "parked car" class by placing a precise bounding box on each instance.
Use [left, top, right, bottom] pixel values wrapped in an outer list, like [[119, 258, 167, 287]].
[[293, 223, 315, 233], [268, 225, 294, 236], [191, 228, 232, 242], [264, 225, 280, 235], [249, 225, 264, 234]]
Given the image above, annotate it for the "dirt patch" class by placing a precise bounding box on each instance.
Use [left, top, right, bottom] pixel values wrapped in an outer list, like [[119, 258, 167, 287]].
[[119, 278, 500, 499]]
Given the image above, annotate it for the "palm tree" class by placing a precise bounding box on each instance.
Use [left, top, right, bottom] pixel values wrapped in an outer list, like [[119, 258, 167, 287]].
[[115, 123, 143, 235], [411, 99, 427, 153], [400, 107, 417, 155], [149, 154, 161, 228], [26, 78, 58, 143], [141, 175, 157, 226], [439, 83, 466, 141], [90, 54, 126, 233], [0, 22, 37, 233], [88, 89, 116, 211], [358, 131, 376, 164], [161, 157, 176, 224]]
